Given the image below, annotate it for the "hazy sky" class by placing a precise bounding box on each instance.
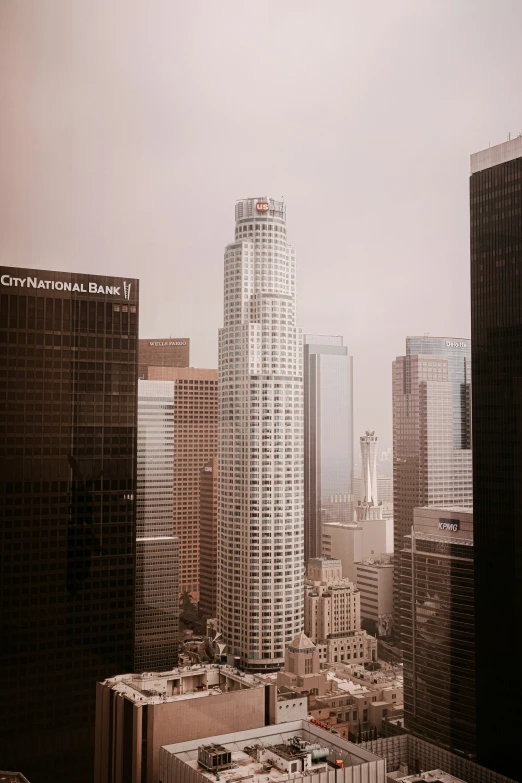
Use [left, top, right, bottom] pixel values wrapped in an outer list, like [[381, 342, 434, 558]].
[[1, 0, 521, 450]]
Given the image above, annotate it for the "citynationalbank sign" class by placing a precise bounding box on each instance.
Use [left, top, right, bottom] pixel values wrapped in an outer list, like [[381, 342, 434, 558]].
[[1, 273, 133, 300]]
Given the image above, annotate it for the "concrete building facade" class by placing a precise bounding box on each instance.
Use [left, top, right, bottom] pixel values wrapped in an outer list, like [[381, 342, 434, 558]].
[[199, 458, 218, 620], [304, 335, 354, 560], [217, 197, 304, 671], [355, 559, 394, 638], [94, 665, 275, 783], [304, 558, 360, 643]]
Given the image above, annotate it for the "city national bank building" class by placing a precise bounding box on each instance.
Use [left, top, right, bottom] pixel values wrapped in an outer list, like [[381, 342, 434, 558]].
[[0, 266, 139, 782]]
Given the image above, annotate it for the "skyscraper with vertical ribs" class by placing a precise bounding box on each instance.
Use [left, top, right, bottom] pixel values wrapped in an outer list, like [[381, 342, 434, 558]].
[[217, 197, 304, 672]]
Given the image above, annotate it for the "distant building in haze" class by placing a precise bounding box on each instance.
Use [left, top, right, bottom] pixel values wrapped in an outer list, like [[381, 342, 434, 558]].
[[392, 336, 472, 636], [304, 334, 353, 561]]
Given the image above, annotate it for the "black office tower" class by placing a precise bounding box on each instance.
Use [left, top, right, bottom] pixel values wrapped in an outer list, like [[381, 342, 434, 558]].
[[470, 138, 522, 780], [0, 267, 139, 782]]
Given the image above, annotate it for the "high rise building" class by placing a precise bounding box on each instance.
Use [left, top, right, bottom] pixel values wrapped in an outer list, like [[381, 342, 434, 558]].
[[392, 337, 472, 635], [217, 197, 304, 672], [147, 366, 217, 604], [400, 506, 475, 758], [0, 266, 138, 782], [470, 136, 522, 780], [138, 337, 189, 378], [199, 458, 218, 620], [135, 380, 179, 672], [304, 334, 353, 560]]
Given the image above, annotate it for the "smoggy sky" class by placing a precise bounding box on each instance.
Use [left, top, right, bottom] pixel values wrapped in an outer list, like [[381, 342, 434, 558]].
[[1, 0, 521, 450]]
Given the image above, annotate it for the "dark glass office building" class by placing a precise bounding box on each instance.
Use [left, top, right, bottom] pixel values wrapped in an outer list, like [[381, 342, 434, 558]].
[[400, 506, 475, 758], [0, 266, 139, 782], [470, 138, 522, 781]]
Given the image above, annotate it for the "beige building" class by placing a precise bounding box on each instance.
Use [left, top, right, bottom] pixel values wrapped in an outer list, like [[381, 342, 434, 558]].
[[355, 558, 394, 638], [159, 721, 387, 783], [148, 366, 218, 602], [199, 458, 218, 619], [305, 558, 360, 643], [94, 665, 273, 783], [322, 522, 362, 582], [277, 632, 330, 697]]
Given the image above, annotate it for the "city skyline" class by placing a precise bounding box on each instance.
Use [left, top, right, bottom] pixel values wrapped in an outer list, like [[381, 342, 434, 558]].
[[4, 2, 520, 449], [2, 4, 522, 782]]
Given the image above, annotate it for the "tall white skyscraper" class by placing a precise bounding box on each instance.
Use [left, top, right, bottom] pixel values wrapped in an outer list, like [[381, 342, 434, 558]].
[[217, 197, 304, 672]]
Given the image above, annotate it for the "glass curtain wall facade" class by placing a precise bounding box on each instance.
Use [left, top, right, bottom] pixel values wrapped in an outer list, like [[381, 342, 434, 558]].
[[0, 266, 138, 782], [303, 335, 353, 562], [470, 136, 522, 781], [135, 379, 179, 672], [217, 197, 304, 672], [400, 506, 475, 758], [392, 340, 472, 637]]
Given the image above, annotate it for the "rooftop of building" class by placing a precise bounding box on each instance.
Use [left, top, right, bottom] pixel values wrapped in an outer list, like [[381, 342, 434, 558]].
[[396, 770, 466, 783], [356, 559, 394, 569], [471, 135, 522, 174], [0, 774, 31, 783], [288, 632, 316, 651], [161, 721, 385, 783], [101, 663, 264, 705]]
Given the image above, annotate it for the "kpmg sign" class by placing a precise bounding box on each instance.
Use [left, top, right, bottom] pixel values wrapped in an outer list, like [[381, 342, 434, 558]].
[[438, 518, 460, 532], [0, 268, 136, 301]]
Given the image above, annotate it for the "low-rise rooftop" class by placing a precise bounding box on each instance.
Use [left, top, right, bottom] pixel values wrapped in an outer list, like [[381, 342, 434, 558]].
[[101, 663, 263, 705], [160, 721, 386, 783], [396, 770, 466, 783]]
